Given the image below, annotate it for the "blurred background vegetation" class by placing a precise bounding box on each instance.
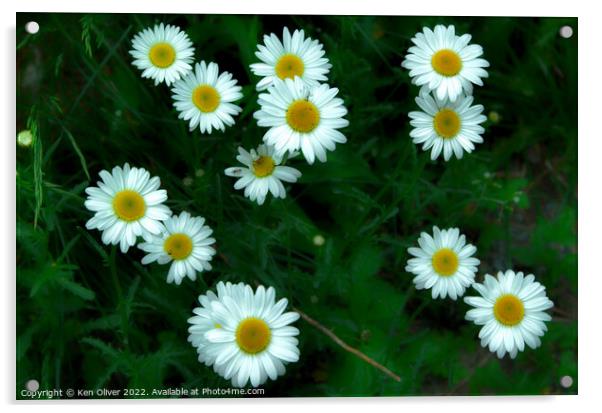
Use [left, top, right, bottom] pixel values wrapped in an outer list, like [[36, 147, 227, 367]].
[[16, 13, 577, 398]]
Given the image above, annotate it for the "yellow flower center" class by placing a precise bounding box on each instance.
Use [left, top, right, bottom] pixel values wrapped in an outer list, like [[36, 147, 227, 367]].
[[192, 85, 221, 113], [163, 233, 194, 260], [148, 42, 176, 68], [214, 323, 222, 329], [431, 248, 459, 276], [433, 109, 461, 139], [431, 49, 462, 77], [275, 53, 305, 80], [112, 190, 146, 222], [235, 317, 271, 354], [494, 294, 525, 326], [286, 100, 320, 133], [252, 156, 276, 178]]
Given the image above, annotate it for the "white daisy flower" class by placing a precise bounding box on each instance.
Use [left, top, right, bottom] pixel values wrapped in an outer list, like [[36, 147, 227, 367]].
[[188, 281, 238, 368], [129, 23, 195, 86], [408, 92, 486, 161], [250, 26, 331, 91], [406, 226, 480, 300], [188, 281, 300, 388], [402, 24, 489, 102], [84, 163, 172, 253], [254, 77, 349, 164], [224, 144, 301, 205], [171, 61, 243, 134], [464, 270, 554, 359], [138, 211, 216, 285]]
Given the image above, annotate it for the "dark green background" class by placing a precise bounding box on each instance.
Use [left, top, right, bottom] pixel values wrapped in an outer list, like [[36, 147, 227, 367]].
[[16, 13, 577, 398]]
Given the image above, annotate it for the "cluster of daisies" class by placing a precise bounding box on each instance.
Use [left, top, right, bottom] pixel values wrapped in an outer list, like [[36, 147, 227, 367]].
[[131, 23, 348, 206], [402, 26, 554, 359], [130, 23, 242, 134], [402, 25, 489, 161], [226, 27, 349, 205], [86, 23, 350, 388], [84, 163, 216, 285], [84, 163, 299, 388], [406, 226, 554, 359], [81, 22, 554, 389]]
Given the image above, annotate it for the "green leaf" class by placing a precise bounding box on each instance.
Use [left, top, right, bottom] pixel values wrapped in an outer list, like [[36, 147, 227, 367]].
[[81, 337, 120, 359], [63, 129, 90, 180], [56, 277, 95, 301], [27, 107, 44, 229]]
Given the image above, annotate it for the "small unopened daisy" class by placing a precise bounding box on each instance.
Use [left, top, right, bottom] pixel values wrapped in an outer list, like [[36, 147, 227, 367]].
[[464, 270, 554, 359], [84, 163, 172, 253], [224, 144, 301, 205], [402, 24, 489, 102], [188, 281, 300, 388], [250, 27, 331, 91], [254, 77, 349, 164], [130, 23, 195, 86], [406, 226, 480, 300], [172, 61, 243, 134], [408, 92, 486, 161], [138, 212, 216, 285]]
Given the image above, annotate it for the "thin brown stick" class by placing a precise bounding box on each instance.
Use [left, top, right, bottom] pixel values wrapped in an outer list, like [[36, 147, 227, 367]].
[[293, 306, 401, 382], [552, 306, 573, 318]]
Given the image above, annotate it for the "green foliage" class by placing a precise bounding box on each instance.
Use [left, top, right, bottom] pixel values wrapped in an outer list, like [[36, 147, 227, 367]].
[[16, 13, 577, 398]]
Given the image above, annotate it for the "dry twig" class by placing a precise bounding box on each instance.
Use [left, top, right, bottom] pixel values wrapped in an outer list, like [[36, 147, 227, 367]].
[[293, 306, 401, 382]]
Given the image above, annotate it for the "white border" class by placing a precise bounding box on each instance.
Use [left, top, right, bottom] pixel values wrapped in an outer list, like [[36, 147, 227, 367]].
[[3, 0, 600, 411], [8, 0, 581, 16]]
